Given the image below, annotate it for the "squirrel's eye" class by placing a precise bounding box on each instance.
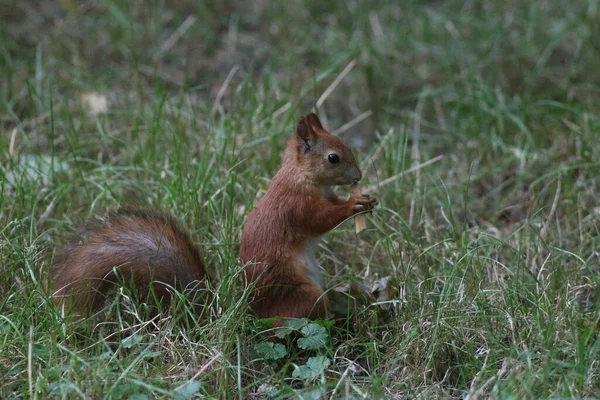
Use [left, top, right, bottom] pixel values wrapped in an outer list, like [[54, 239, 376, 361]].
[[328, 154, 340, 164]]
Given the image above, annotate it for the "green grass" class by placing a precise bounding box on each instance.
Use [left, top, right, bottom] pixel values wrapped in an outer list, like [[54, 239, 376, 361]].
[[2, 0, 600, 398]]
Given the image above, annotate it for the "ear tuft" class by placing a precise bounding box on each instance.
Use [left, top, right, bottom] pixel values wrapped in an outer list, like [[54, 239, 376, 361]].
[[296, 112, 325, 152], [304, 112, 323, 130], [296, 112, 324, 140]]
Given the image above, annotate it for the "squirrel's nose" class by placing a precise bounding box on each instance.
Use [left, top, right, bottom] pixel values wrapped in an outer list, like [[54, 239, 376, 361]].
[[353, 168, 362, 182]]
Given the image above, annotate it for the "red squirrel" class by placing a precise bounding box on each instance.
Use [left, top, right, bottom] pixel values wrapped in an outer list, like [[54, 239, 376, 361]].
[[240, 112, 376, 321], [52, 112, 377, 321]]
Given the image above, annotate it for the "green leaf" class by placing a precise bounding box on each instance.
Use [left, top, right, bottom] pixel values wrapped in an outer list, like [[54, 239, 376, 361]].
[[254, 341, 288, 360], [297, 324, 328, 350], [283, 318, 310, 330], [122, 334, 143, 349], [275, 318, 311, 338], [313, 319, 336, 329], [254, 317, 278, 331], [48, 381, 76, 397], [274, 327, 294, 339], [292, 356, 331, 380], [176, 381, 202, 399], [101, 350, 113, 359]]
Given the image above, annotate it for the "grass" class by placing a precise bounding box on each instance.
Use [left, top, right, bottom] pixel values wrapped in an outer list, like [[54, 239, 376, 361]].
[[1, 0, 600, 398]]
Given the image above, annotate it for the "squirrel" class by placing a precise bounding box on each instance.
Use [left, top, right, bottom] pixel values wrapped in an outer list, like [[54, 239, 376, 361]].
[[52, 112, 377, 322]]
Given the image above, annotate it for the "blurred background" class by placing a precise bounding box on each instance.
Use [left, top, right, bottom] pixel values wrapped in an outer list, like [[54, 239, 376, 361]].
[[3, 0, 598, 146]]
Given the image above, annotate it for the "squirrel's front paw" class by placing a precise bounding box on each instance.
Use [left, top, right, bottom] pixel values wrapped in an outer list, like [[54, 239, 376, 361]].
[[351, 195, 378, 213]]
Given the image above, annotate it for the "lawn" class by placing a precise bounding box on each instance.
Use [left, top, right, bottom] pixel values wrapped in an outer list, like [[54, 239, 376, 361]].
[[1, 0, 600, 398]]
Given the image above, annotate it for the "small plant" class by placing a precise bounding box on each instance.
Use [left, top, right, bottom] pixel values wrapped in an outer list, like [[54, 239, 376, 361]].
[[253, 318, 335, 382]]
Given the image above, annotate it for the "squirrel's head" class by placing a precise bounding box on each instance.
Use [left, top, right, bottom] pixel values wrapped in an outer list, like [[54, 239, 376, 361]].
[[293, 112, 362, 186]]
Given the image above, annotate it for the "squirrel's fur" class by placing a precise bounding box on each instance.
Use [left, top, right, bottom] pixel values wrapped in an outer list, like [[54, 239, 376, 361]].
[[53, 207, 207, 312]]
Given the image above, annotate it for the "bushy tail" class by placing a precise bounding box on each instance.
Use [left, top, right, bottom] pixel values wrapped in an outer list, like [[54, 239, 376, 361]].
[[52, 207, 207, 314]]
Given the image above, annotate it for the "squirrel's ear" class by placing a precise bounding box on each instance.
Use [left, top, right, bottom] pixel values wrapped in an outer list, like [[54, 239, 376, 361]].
[[296, 113, 321, 152], [304, 112, 323, 130], [296, 114, 317, 149]]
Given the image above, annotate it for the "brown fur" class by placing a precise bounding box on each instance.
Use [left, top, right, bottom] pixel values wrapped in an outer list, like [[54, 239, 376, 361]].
[[240, 112, 377, 322], [53, 207, 206, 313]]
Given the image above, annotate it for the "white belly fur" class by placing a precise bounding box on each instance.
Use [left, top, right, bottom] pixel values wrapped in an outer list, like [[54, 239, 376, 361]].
[[303, 237, 323, 289], [302, 186, 334, 289]]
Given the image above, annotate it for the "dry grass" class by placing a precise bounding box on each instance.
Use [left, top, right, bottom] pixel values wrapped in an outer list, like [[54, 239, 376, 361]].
[[1, 0, 600, 398]]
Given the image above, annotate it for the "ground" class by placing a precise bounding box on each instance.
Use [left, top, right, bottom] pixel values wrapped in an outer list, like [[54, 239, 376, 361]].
[[1, 0, 600, 398]]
